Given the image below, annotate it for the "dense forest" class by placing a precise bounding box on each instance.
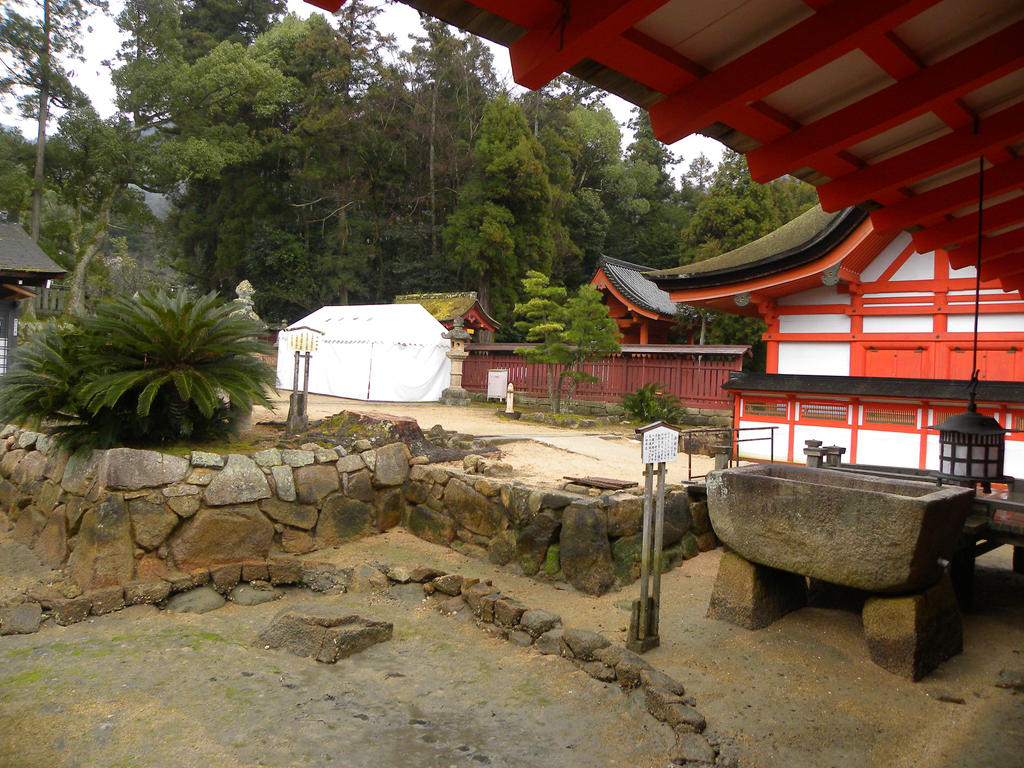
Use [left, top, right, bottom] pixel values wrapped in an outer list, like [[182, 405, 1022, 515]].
[[0, 0, 817, 342]]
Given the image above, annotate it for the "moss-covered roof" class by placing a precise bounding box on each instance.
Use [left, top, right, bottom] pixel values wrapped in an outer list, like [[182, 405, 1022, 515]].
[[647, 205, 867, 290], [394, 292, 478, 322]]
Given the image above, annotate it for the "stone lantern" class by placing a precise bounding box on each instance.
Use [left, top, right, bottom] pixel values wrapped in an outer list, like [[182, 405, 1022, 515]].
[[441, 316, 471, 406]]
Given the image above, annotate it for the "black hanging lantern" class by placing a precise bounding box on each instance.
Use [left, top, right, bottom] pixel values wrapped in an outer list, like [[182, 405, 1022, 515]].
[[929, 142, 1008, 493]]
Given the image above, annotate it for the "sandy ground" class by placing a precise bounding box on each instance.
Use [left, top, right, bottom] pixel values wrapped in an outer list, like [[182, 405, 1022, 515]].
[[1, 393, 1022, 767], [253, 393, 719, 487]]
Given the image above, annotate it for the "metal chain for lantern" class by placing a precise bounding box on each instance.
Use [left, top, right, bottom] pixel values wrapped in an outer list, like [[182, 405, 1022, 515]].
[[930, 135, 1008, 492]]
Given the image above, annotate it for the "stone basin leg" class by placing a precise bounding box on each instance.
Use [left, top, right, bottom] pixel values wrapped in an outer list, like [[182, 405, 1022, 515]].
[[862, 574, 963, 681], [707, 551, 807, 630]]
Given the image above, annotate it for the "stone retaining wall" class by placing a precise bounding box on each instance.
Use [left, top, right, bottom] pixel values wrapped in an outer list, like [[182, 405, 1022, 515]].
[[0, 426, 715, 596]]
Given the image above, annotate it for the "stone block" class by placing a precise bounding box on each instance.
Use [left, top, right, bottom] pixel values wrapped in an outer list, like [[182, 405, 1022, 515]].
[[670, 732, 717, 765], [102, 448, 189, 490], [203, 454, 271, 506], [167, 504, 274, 571], [252, 448, 282, 467], [493, 597, 527, 628], [336, 454, 366, 474], [408, 566, 446, 583], [349, 564, 389, 592], [210, 563, 242, 594], [443, 478, 500, 536], [644, 687, 705, 732], [190, 451, 225, 469], [256, 611, 393, 663], [281, 527, 315, 554], [534, 628, 565, 655], [88, 586, 125, 615], [862, 575, 963, 681], [69, 494, 135, 590], [375, 486, 405, 532], [561, 628, 611, 661], [517, 511, 560, 576], [167, 495, 201, 517], [406, 505, 456, 545], [560, 502, 615, 596], [293, 464, 340, 505], [344, 469, 375, 502], [51, 596, 90, 625], [259, 498, 318, 530], [123, 580, 172, 605], [129, 498, 179, 550], [707, 551, 807, 630], [241, 561, 269, 582], [605, 492, 643, 537], [316, 495, 374, 546], [281, 449, 315, 467], [268, 558, 302, 585], [431, 574, 464, 596], [0, 603, 42, 635], [271, 465, 296, 502], [520, 609, 561, 638], [165, 586, 225, 614], [373, 442, 410, 487]]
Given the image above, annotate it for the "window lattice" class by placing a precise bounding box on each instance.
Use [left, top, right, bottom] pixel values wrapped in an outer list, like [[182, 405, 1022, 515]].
[[863, 405, 917, 427], [744, 400, 787, 418], [800, 402, 847, 422]]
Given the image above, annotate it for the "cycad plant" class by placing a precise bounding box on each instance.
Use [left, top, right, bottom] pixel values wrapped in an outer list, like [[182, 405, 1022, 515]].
[[0, 290, 276, 449]]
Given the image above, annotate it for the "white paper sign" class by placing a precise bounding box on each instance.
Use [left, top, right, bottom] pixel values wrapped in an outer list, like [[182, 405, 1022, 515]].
[[289, 331, 320, 353], [642, 426, 679, 464]]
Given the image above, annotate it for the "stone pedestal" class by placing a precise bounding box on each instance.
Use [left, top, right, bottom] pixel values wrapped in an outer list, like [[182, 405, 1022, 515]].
[[442, 317, 471, 406], [862, 574, 963, 681], [706, 551, 807, 630]]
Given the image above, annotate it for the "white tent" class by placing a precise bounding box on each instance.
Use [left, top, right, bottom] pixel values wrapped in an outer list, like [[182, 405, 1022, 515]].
[[276, 304, 452, 402]]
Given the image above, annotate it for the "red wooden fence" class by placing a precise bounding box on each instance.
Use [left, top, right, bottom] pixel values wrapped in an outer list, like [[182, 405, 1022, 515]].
[[462, 344, 748, 409]]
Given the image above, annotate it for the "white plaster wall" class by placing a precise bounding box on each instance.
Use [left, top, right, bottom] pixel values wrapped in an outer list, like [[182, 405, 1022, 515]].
[[793, 425, 851, 455], [949, 263, 976, 279], [891, 250, 935, 281], [777, 285, 851, 306], [855, 430, 921, 467], [861, 315, 934, 333], [736, 419, 787, 461], [947, 313, 1024, 333], [779, 313, 851, 333], [1004, 441, 1024, 479], [777, 342, 850, 375], [860, 232, 912, 282]]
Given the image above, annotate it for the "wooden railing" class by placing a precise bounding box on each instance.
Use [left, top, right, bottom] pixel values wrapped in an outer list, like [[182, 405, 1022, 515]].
[[462, 344, 748, 409]]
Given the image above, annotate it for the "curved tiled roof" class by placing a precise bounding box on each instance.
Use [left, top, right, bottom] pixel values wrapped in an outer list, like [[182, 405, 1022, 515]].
[[597, 256, 679, 318], [647, 205, 867, 291]]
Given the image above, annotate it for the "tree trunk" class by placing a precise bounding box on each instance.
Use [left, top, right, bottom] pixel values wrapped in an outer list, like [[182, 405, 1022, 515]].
[[429, 82, 437, 260], [66, 190, 116, 316], [30, 0, 52, 242]]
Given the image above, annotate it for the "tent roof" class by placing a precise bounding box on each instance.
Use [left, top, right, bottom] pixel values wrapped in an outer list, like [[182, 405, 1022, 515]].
[[285, 304, 449, 346]]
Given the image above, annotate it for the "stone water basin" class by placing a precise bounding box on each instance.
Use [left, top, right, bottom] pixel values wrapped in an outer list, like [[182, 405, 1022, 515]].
[[706, 464, 975, 594]]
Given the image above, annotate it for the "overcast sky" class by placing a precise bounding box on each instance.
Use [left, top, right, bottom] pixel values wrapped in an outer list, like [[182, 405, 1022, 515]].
[[3, 0, 722, 174]]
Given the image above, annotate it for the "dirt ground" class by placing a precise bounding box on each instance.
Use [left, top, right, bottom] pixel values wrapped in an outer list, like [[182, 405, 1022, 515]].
[[2, 394, 1023, 768]]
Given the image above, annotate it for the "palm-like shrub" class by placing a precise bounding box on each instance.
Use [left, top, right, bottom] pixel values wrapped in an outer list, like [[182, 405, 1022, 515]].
[[0, 290, 276, 449], [622, 382, 685, 424]]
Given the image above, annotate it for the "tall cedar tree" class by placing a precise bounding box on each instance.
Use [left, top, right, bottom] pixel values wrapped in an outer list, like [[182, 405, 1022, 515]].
[[444, 94, 556, 327], [0, 0, 105, 240]]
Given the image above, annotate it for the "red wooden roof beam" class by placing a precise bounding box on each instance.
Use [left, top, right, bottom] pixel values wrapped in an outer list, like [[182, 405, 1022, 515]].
[[648, 0, 944, 145], [746, 20, 1024, 183], [509, 0, 671, 90], [947, 228, 1024, 269], [818, 99, 1024, 211], [913, 195, 1024, 254], [870, 156, 1024, 234]]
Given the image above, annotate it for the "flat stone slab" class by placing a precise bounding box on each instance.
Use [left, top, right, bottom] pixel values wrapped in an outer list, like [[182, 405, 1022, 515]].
[[165, 586, 226, 614], [256, 610, 393, 663], [707, 464, 974, 593]]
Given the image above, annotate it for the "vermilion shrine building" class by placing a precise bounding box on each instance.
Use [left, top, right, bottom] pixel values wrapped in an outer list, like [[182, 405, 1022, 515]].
[[650, 205, 1024, 474]]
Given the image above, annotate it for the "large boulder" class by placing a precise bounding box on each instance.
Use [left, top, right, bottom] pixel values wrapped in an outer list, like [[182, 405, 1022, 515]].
[[203, 454, 271, 506], [406, 505, 456, 545], [316, 494, 374, 546], [101, 448, 189, 490], [559, 502, 615, 596], [129, 497, 179, 550], [373, 442, 410, 487], [605, 492, 644, 537], [443, 478, 500, 536], [69, 494, 135, 589], [167, 504, 274, 570], [294, 464, 340, 504], [516, 511, 560, 576]]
